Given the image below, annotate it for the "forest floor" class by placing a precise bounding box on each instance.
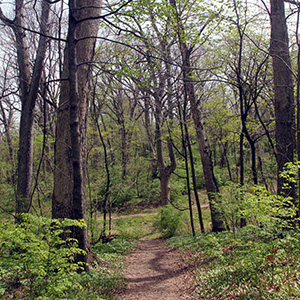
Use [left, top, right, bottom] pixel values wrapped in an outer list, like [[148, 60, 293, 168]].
[[117, 238, 198, 300]]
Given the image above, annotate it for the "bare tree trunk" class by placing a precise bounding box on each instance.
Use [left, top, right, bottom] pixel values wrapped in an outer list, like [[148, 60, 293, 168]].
[[120, 118, 128, 181], [181, 123, 195, 236], [270, 0, 295, 198], [185, 121, 205, 233], [0, 0, 50, 216], [178, 96, 204, 233], [53, 0, 102, 268], [189, 98, 225, 232], [155, 101, 176, 205], [178, 101, 196, 235], [296, 8, 300, 222], [155, 110, 167, 203]]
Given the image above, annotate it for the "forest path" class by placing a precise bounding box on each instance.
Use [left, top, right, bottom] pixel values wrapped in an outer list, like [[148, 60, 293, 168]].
[[117, 238, 197, 300]]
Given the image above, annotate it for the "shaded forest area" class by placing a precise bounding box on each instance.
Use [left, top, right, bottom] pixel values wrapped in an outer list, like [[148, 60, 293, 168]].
[[0, 0, 300, 298]]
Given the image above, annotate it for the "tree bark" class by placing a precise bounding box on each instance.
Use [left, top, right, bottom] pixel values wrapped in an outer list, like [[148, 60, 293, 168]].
[[0, 0, 50, 215], [172, 22, 225, 232], [53, 0, 102, 267], [270, 0, 295, 198], [185, 120, 205, 233], [169, 1, 225, 231], [155, 99, 176, 205], [179, 114, 195, 236]]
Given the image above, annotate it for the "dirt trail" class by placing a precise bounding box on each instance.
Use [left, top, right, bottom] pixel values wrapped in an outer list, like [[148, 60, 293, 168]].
[[118, 239, 197, 300]]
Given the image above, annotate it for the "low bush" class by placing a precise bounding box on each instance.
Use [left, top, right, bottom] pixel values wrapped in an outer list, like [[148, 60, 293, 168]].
[[0, 214, 86, 299], [153, 205, 184, 238], [213, 183, 297, 232], [0, 214, 133, 299]]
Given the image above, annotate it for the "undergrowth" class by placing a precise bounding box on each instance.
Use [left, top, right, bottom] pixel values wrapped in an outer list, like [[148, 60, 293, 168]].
[[0, 214, 135, 299], [167, 182, 300, 299], [167, 226, 300, 299]]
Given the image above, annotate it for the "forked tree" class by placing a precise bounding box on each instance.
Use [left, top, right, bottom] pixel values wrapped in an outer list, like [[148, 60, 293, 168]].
[[0, 0, 51, 216]]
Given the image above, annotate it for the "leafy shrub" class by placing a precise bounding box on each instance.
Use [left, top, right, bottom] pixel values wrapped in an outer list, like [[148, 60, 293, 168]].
[[137, 178, 161, 204], [213, 182, 245, 231], [0, 215, 133, 299], [241, 186, 296, 232], [280, 161, 300, 187], [0, 214, 86, 299], [154, 205, 184, 237], [213, 183, 297, 233], [0, 184, 15, 214]]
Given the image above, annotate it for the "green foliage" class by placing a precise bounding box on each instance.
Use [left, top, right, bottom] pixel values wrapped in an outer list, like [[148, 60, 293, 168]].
[[214, 182, 245, 231], [0, 214, 134, 299], [68, 239, 137, 300], [0, 184, 15, 214], [280, 161, 300, 187], [167, 181, 300, 299], [0, 214, 86, 299], [170, 179, 186, 204], [241, 186, 296, 231], [74, 266, 123, 300], [136, 177, 161, 205], [213, 183, 297, 232], [153, 205, 184, 238]]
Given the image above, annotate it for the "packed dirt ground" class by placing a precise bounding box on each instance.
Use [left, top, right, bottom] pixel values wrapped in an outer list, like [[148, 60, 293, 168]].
[[118, 238, 197, 300]]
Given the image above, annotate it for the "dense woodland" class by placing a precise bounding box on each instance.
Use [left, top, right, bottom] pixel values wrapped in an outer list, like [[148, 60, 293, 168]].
[[0, 0, 300, 298]]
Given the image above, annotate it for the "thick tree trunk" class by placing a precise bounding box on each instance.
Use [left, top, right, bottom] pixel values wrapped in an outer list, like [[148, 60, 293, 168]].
[[53, 0, 102, 267], [159, 168, 171, 206], [52, 38, 73, 219], [270, 0, 295, 198]]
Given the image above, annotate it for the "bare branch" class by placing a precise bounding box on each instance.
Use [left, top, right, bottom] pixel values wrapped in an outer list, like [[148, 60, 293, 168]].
[[284, 0, 300, 5]]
